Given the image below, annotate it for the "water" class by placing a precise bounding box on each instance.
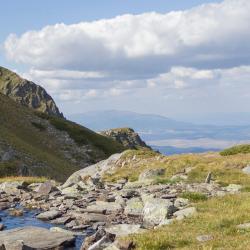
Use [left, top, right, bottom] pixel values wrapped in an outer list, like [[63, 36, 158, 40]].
[[0, 207, 92, 249]]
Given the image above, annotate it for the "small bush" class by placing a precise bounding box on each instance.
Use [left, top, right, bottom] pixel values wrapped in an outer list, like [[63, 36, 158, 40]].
[[180, 192, 208, 202], [220, 144, 250, 156]]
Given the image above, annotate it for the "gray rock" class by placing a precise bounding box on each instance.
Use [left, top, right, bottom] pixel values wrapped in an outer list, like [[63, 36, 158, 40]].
[[143, 198, 175, 227], [174, 207, 197, 220], [139, 168, 165, 181], [86, 201, 122, 214], [0, 226, 75, 249], [174, 198, 189, 208], [35, 181, 54, 195], [36, 210, 61, 221], [105, 224, 144, 237], [63, 153, 123, 188], [236, 223, 250, 229], [124, 198, 144, 217], [242, 165, 250, 174], [225, 184, 242, 193], [196, 235, 214, 242]]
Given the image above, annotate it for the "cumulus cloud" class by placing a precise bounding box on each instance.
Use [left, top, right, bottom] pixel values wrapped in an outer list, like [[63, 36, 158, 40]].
[[4, 0, 250, 76], [3, 0, 250, 114]]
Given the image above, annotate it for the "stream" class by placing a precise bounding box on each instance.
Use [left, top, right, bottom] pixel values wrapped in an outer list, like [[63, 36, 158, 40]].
[[0, 206, 92, 249]]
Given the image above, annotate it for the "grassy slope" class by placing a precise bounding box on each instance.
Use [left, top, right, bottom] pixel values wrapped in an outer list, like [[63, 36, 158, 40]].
[[131, 193, 250, 250], [103, 149, 250, 249], [0, 94, 124, 181]]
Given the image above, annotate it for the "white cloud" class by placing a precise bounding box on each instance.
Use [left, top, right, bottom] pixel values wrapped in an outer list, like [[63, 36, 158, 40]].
[[4, 0, 250, 76], [3, 0, 250, 115]]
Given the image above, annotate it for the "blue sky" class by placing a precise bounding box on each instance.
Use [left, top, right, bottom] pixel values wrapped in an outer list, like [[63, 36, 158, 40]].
[[1, 0, 250, 119]]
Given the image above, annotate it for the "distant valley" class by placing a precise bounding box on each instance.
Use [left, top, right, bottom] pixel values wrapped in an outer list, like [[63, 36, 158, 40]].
[[69, 110, 250, 155]]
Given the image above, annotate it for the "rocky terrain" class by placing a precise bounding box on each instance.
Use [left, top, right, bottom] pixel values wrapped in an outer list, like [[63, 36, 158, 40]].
[[100, 128, 151, 150], [0, 66, 63, 117], [0, 67, 126, 181], [1, 148, 250, 249]]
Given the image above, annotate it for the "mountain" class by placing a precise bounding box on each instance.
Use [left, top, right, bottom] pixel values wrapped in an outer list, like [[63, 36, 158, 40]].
[[69, 110, 250, 154], [0, 68, 125, 181], [0, 66, 63, 117], [99, 127, 152, 150]]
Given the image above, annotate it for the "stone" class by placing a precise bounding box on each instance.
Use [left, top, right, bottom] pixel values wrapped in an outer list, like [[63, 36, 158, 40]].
[[174, 198, 189, 208], [0, 202, 10, 211], [8, 208, 23, 217], [174, 207, 197, 220], [138, 168, 165, 181], [36, 210, 61, 220], [236, 223, 250, 229], [143, 198, 175, 227], [124, 198, 144, 217], [196, 235, 214, 242], [205, 172, 212, 184], [225, 184, 242, 193], [70, 212, 108, 223], [50, 216, 72, 225], [0, 226, 75, 249], [120, 190, 139, 199], [0, 224, 4, 231], [86, 201, 122, 214], [50, 227, 76, 236], [105, 224, 143, 237], [114, 239, 136, 250], [242, 165, 250, 174], [63, 153, 123, 188], [35, 181, 53, 195]]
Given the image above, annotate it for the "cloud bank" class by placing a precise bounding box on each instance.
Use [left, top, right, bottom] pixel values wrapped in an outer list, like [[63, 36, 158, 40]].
[[3, 0, 250, 114]]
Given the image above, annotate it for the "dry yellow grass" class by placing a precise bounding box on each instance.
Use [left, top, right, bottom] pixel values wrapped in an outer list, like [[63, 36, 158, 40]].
[[130, 193, 250, 250], [104, 149, 250, 187]]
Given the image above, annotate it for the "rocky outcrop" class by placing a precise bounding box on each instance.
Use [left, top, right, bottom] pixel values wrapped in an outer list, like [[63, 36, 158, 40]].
[[0, 66, 63, 117], [99, 128, 151, 149]]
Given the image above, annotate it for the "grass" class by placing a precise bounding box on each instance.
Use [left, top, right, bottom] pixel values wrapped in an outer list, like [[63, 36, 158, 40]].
[[180, 192, 208, 202], [220, 144, 250, 156], [0, 93, 124, 181], [129, 193, 250, 249], [35, 112, 125, 156], [0, 176, 48, 184], [103, 149, 250, 189]]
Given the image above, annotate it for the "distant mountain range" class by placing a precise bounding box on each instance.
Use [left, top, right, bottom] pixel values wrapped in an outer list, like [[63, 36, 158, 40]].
[[68, 110, 250, 155]]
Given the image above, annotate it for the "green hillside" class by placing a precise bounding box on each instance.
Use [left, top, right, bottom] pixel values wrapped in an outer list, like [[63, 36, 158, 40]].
[[0, 93, 124, 181]]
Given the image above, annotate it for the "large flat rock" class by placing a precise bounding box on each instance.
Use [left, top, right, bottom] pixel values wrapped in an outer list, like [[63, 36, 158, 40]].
[[0, 226, 75, 249]]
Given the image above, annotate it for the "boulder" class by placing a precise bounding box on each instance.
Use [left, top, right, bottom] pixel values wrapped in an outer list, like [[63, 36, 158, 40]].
[[63, 153, 123, 188], [242, 165, 250, 174], [86, 201, 122, 214], [35, 181, 54, 195], [124, 198, 144, 217], [174, 207, 197, 220], [105, 224, 144, 237], [0, 226, 75, 249], [36, 210, 61, 221], [225, 184, 242, 193], [143, 198, 175, 227]]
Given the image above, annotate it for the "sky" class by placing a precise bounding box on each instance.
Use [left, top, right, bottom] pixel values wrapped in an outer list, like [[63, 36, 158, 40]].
[[1, 0, 250, 119]]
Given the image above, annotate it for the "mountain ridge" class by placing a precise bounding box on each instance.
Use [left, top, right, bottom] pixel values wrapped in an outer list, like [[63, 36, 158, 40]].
[[0, 66, 63, 117]]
